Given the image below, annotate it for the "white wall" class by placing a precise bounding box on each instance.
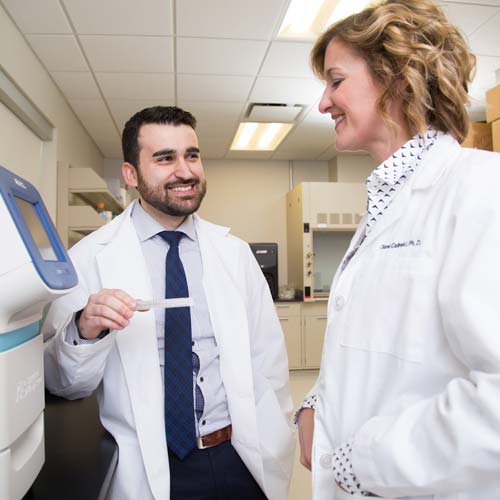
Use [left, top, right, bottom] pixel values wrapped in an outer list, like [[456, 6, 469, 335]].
[[0, 5, 103, 217]]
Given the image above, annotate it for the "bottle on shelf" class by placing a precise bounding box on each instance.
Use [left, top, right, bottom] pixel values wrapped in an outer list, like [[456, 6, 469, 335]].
[[96, 201, 113, 222]]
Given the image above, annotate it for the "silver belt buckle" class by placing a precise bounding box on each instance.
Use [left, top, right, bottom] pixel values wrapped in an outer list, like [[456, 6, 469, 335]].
[[197, 436, 210, 450]]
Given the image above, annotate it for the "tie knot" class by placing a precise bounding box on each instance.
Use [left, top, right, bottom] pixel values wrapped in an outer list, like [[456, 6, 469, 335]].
[[158, 230, 185, 248]]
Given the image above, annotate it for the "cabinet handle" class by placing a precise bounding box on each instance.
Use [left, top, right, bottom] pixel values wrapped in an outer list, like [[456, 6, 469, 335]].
[[276, 305, 290, 308], [317, 316, 328, 320], [280, 318, 289, 321]]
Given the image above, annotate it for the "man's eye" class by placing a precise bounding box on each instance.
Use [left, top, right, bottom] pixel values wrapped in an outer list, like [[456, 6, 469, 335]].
[[187, 153, 199, 160], [158, 156, 174, 162]]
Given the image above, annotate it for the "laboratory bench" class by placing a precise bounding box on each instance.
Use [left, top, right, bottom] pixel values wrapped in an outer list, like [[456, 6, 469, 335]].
[[23, 391, 117, 500]]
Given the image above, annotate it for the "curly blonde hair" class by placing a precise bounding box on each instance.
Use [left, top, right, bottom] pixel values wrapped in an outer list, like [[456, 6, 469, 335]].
[[311, 0, 476, 142]]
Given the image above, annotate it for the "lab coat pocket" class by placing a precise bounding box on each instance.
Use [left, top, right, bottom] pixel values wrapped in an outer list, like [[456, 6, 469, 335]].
[[339, 256, 435, 363]]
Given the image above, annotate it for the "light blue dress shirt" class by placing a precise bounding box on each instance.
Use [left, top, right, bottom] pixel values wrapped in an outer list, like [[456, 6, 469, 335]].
[[68, 201, 231, 438]]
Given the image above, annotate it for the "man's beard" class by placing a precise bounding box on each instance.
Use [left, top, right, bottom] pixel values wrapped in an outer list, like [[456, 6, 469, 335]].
[[136, 171, 207, 217]]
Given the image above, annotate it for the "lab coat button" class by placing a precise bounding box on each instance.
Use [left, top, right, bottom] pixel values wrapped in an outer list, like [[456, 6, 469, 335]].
[[319, 453, 333, 469], [334, 295, 345, 311]]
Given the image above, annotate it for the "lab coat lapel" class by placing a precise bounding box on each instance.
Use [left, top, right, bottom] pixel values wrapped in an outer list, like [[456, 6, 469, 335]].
[[95, 209, 167, 499], [352, 135, 459, 256]]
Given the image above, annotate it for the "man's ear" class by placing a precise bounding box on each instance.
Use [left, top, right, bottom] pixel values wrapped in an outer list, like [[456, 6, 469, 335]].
[[122, 162, 138, 188]]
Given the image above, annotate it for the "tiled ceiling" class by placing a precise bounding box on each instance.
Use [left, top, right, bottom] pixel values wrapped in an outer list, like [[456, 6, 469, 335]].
[[2, 0, 500, 160]]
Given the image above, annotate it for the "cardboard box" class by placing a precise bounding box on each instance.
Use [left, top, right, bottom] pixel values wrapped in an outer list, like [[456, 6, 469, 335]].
[[492, 119, 500, 152], [461, 121, 492, 151], [486, 85, 500, 123]]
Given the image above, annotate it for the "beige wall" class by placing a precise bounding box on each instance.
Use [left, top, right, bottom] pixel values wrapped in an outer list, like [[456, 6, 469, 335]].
[[329, 154, 376, 182], [0, 5, 103, 217], [197, 159, 329, 285]]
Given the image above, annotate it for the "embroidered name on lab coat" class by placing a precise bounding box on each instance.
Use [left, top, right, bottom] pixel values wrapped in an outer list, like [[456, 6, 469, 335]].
[[380, 239, 422, 250]]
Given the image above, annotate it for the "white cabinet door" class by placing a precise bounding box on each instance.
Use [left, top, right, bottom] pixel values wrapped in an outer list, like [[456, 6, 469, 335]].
[[279, 316, 302, 369], [303, 315, 327, 368]]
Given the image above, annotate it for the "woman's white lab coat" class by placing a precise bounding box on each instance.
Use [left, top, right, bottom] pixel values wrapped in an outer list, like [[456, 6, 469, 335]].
[[312, 135, 500, 500], [43, 204, 295, 500]]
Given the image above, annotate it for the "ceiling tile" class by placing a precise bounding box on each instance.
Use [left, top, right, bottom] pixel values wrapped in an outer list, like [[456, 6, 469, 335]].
[[302, 102, 334, 125], [177, 101, 244, 127], [2, 0, 71, 33], [176, 0, 288, 39], [177, 74, 254, 102], [260, 41, 315, 78], [107, 99, 174, 131], [273, 122, 334, 160], [225, 150, 275, 160], [317, 143, 338, 161], [198, 135, 233, 160], [468, 11, 500, 56], [69, 98, 121, 156], [96, 73, 174, 100], [439, 0, 500, 6], [25, 34, 88, 71], [250, 77, 323, 105], [441, 2, 500, 35], [50, 72, 101, 99], [80, 36, 174, 72], [470, 55, 500, 95], [62, 0, 173, 35], [177, 38, 268, 76]]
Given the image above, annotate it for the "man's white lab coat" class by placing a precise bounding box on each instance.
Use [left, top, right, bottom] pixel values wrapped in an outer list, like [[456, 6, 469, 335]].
[[43, 203, 295, 500]]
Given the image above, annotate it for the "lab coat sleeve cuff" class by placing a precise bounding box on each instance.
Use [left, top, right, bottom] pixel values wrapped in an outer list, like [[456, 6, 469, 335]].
[[294, 393, 318, 425], [64, 314, 97, 345]]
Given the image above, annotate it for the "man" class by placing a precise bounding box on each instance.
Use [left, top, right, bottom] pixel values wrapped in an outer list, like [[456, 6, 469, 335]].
[[43, 106, 295, 500]]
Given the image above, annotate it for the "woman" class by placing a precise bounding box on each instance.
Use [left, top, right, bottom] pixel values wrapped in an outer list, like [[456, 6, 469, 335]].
[[298, 1, 500, 499]]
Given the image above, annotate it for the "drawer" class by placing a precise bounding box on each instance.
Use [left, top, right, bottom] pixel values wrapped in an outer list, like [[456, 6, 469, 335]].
[[301, 300, 328, 317], [275, 302, 301, 317]]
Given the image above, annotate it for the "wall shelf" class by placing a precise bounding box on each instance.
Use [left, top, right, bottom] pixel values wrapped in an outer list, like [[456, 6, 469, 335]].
[[57, 163, 124, 248]]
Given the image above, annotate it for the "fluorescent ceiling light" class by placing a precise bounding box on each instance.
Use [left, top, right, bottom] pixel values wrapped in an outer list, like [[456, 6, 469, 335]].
[[327, 0, 372, 25], [278, 0, 372, 39], [230, 122, 294, 151], [234, 122, 258, 149]]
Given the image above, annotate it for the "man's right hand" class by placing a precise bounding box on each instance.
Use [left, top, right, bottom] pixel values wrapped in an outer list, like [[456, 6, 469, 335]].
[[298, 407, 315, 470], [77, 289, 137, 340]]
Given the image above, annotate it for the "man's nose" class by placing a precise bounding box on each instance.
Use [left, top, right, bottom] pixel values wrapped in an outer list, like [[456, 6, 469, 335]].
[[174, 158, 192, 178]]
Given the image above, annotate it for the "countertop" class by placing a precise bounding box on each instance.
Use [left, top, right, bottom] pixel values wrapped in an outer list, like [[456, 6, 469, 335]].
[[22, 391, 117, 500]]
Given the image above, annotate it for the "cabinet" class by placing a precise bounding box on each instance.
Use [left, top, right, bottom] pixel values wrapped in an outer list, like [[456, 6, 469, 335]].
[[275, 301, 327, 370], [276, 303, 302, 369], [57, 162, 125, 248], [302, 302, 328, 368], [287, 182, 366, 301]]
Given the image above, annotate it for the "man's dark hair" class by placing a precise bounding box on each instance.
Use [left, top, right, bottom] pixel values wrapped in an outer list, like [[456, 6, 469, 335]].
[[122, 106, 197, 168]]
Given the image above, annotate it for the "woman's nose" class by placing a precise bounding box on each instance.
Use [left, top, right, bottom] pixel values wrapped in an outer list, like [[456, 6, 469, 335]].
[[318, 87, 332, 114]]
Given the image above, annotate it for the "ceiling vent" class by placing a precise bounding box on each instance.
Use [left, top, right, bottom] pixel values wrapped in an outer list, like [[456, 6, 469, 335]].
[[246, 103, 303, 123]]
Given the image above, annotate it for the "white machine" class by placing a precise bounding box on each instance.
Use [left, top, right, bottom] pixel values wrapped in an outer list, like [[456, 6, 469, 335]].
[[0, 165, 78, 500]]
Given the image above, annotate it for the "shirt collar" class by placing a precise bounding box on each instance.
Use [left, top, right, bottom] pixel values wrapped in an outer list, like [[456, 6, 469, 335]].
[[131, 200, 197, 242], [370, 128, 442, 186]]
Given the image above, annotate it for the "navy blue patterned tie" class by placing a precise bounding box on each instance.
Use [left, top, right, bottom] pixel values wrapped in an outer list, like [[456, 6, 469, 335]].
[[158, 231, 196, 459]]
